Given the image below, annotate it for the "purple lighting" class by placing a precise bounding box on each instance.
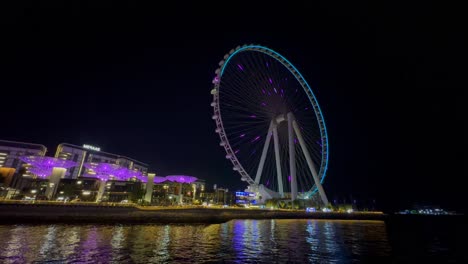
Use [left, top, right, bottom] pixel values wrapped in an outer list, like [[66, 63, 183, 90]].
[[136, 175, 148, 182], [274, 88, 277, 94], [240, 134, 245, 138], [153, 176, 167, 183], [250, 115, 256, 118], [136, 173, 166, 184], [83, 163, 143, 182], [261, 102, 266, 106], [262, 89, 266, 94], [251, 136, 260, 143], [237, 64, 244, 71], [115, 168, 143, 181], [165, 175, 198, 184], [28, 167, 53, 178], [20, 156, 77, 170], [234, 149, 240, 154], [288, 175, 291, 182], [20, 156, 77, 178], [83, 163, 120, 181], [269, 78, 273, 84]]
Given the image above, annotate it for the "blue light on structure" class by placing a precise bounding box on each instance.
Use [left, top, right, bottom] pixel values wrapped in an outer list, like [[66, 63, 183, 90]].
[[220, 45, 329, 196], [235, 191, 255, 197]]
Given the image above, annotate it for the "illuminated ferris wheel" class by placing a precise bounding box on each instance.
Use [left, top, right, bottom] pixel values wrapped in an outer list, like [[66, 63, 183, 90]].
[[211, 45, 329, 205]]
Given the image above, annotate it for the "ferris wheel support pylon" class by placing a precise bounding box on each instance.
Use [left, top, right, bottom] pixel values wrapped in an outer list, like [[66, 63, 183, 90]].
[[288, 112, 298, 201], [254, 121, 274, 185], [292, 118, 329, 205], [273, 121, 285, 197]]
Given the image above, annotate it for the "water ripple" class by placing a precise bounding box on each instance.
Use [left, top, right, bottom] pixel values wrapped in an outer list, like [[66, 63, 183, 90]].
[[1, 219, 450, 263]]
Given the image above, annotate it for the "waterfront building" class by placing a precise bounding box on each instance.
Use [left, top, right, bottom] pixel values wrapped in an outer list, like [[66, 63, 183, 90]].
[[1, 140, 213, 204], [235, 191, 256, 206], [55, 143, 148, 179], [0, 140, 47, 180], [0, 140, 152, 201], [150, 179, 206, 205], [0, 140, 47, 197], [105, 179, 143, 202], [55, 177, 101, 202]]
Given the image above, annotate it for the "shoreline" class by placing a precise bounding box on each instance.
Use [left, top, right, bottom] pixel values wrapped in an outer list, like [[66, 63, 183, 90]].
[[0, 203, 386, 224]]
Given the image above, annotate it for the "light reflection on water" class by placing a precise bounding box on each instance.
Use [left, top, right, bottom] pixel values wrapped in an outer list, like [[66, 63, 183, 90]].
[[0, 220, 393, 263]]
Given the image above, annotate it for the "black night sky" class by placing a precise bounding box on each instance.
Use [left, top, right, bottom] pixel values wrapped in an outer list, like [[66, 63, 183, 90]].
[[0, 2, 463, 212]]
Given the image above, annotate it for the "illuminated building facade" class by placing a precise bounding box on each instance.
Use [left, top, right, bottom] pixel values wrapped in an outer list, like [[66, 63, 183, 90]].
[[0, 140, 151, 201], [235, 191, 256, 205], [55, 177, 100, 202], [150, 179, 206, 205], [0, 140, 47, 178], [55, 143, 148, 179], [0, 140, 47, 195]]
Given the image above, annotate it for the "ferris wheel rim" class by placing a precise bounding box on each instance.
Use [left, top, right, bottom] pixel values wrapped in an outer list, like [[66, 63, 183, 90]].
[[212, 44, 329, 196]]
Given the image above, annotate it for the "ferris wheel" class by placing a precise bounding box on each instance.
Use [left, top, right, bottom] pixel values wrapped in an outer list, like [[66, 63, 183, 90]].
[[211, 45, 329, 205]]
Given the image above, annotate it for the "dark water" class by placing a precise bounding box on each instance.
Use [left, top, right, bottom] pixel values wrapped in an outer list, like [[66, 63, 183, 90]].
[[0, 217, 464, 263]]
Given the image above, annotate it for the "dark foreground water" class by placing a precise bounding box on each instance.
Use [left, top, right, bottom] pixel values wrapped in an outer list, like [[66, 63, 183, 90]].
[[0, 217, 464, 263]]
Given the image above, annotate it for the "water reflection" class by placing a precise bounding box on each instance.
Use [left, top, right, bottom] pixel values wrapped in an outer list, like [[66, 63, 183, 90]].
[[0, 220, 395, 263], [3, 225, 29, 263], [151, 225, 170, 263]]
